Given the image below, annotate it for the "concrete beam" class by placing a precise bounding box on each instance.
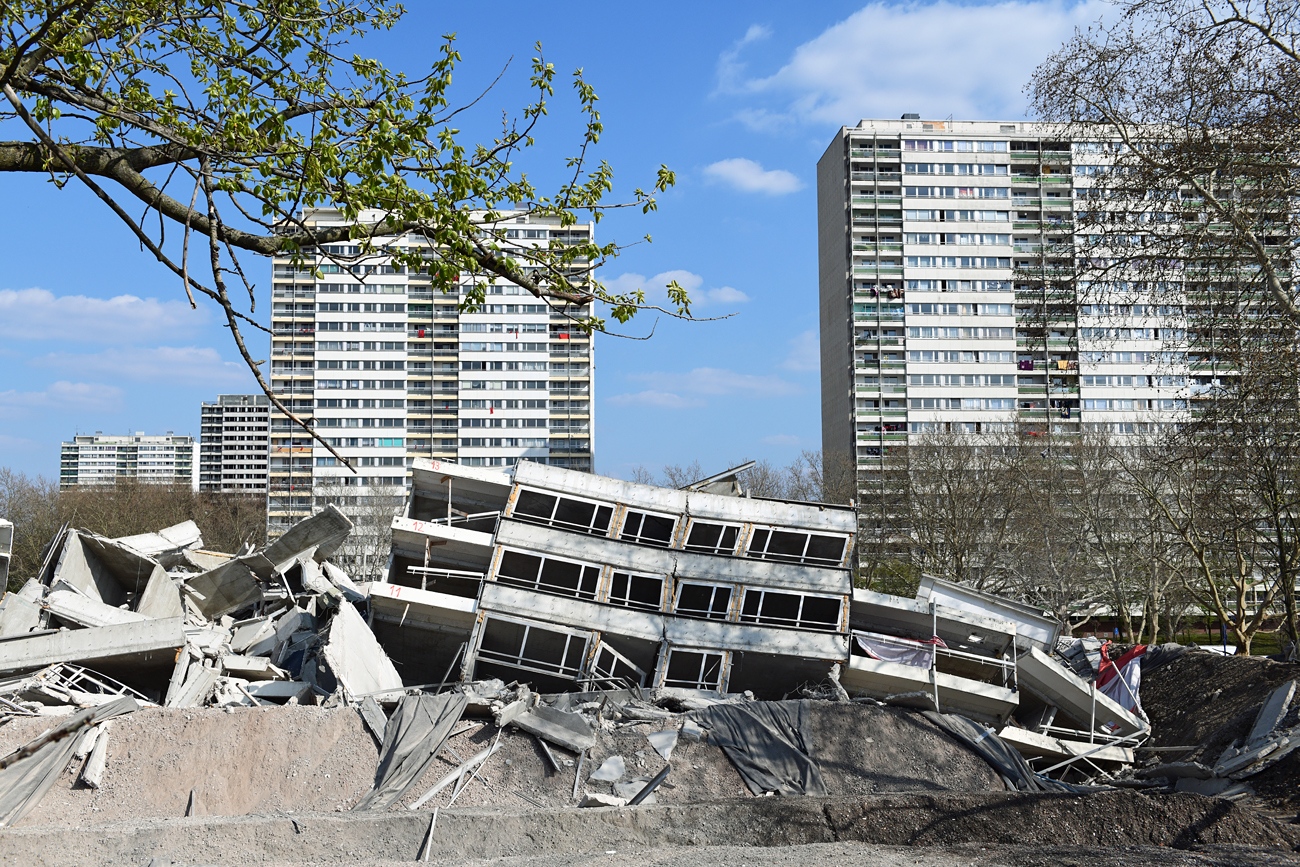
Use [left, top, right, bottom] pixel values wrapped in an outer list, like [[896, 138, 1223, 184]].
[[0, 617, 185, 694], [45, 590, 149, 628]]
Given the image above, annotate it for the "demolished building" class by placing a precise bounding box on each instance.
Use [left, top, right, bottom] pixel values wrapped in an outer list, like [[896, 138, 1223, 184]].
[[366, 458, 1145, 770], [0, 459, 1147, 806]]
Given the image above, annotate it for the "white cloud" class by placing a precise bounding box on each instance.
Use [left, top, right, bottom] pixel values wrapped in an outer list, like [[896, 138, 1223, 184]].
[[603, 271, 747, 307], [726, 0, 1108, 128], [606, 390, 706, 410], [762, 434, 801, 446], [717, 24, 774, 93], [0, 288, 203, 343], [703, 158, 804, 195], [628, 367, 800, 397], [0, 381, 124, 418], [780, 330, 819, 372], [704, 286, 750, 305], [31, 346, 252, 386]]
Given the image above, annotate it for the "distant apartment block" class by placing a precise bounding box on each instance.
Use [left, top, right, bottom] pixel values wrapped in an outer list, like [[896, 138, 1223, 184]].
[[199, 394, 270, 493], [267, 207, 595, 535], [59, 433, 198, 490], [818, 117, 1202, 501]]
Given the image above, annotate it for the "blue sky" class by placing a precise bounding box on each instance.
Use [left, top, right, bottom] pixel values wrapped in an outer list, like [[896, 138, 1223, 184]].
[[0, 0, 1108, 481]]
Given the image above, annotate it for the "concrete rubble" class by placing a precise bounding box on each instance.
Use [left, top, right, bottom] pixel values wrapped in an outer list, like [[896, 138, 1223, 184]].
[[5, 460, 1264, 830]]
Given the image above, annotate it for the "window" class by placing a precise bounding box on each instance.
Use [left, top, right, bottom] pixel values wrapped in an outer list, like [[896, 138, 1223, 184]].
[[477, 616, 588, 680], [589, 642, 647, 687], [620, 509, 676, 547], [674, 582, 733, 620], [608, 571, 664, 611], [496, 549, 601, 600], [683, 521, 739, 555], [663, 649, 725, 690], [739, 589, 843, 631], [747, 527, 848, 566], [512, 488, 612, 536]]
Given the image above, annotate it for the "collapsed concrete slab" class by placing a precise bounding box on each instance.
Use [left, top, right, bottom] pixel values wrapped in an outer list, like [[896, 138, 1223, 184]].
[[45, 590, 149, 628], [48, 531, 183, 620], [114, 521, 203, 569], [316, 602, 403, 699], [182, 560, 261, 620], [0, 617, 185, 696]]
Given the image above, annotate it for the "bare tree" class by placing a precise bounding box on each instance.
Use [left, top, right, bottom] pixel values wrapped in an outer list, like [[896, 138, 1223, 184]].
[[313, 481, 405, 583]]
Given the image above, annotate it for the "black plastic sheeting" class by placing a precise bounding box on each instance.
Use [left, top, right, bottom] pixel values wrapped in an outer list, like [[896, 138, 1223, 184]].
[[354, 692, 468, 810], [1140, 643, 1190, 672], [921, 710, 1086, 793], [0, 696, 139, 827], [690, 700, 828, 796]]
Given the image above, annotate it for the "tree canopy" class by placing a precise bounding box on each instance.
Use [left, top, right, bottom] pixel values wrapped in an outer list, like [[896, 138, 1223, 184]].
[[1, 1, 688, 460]]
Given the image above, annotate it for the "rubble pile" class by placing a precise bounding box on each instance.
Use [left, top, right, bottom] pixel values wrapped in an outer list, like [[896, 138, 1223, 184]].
[[0, 476, 1292, 860]]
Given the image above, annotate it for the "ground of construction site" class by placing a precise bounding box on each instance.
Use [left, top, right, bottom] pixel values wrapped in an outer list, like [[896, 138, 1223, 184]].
[[0, 461, 1296, 866]]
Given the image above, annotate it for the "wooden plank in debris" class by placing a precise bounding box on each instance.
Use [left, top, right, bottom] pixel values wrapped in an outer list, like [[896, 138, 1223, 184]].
[[359, 696, 388, 745]]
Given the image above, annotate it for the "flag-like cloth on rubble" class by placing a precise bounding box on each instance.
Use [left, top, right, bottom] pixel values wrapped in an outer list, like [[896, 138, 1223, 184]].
[[1096, 642, 1146, 714], [853, 631, 947, 669]]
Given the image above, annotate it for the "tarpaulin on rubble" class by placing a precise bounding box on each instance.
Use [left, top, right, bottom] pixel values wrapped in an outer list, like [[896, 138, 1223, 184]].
[[921, 711, 1081, 793], [0, 696, 139, 827], [1097, 644, 1145, 714], [853, 630, 942, 668], [353, 692, 468, 811], [690, 699, 828, 796]]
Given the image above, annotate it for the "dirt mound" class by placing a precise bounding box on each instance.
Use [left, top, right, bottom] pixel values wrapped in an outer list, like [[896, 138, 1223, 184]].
[[0, 700, 1005, 827], [0, 705, 382, 827], [0, 792, 1292, 867], [1140, 650, 1300, 811]]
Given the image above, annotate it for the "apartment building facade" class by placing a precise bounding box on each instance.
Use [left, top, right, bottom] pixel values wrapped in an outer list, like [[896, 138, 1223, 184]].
[[59, 433, 198, 489], [818, 117, 1196, 496], [267, 208, 594, 536], [199, 394, 270, 493]]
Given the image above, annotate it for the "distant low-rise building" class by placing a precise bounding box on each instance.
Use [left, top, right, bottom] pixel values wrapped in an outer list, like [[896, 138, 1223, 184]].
[[199, 395, 270, 493], [59, 432, 197, 490]]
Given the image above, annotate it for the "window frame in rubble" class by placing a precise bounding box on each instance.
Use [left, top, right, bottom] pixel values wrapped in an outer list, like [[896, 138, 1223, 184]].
[[475, 614, 591, 681], [510, 486, 614, 537], [494, 547, 602, 601], [737, 587, 844, 632], [745, 525, 849, 567], [606, 569, 666, 612], [618, 508, 678, 548], [662, 648, 727, 690], [672, 580, 735, 621], [681, 519, 742, 556]]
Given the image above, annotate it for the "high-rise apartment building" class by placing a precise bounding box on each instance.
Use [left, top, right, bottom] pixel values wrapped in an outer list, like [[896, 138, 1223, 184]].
[[267, 208, 594, 535], [59, 433, 198, 489], [818, 118, 1196, 504], [199, 394, 270, 493]]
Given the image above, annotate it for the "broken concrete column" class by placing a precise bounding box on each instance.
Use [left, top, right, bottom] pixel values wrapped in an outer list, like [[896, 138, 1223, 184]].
[[80, 722, 112, 789]]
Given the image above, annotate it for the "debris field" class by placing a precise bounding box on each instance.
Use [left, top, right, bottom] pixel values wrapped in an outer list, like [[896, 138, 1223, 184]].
[[0, 464, 1293, 864]]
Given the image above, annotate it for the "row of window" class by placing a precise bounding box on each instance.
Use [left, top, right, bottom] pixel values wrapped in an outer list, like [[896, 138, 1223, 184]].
[[318, 360, 405, 370], [511, 488, 849, 565], [903, 210, 1010, 223], [904, 233, 1010, 246], [461, 343, 550, 352], [904, 187, 1010, 199], [908, 303, 1012, 316], [904, 163, 1008, 175], [909, 397, 1018, 410], [462, 323, 548, 333], [494, 548, 845, 631], [313, 379, 405, 389], [907, 326, 1015, 339], [908, 373, 1017, 387], [903, 140, 1009, 152], [908, 350, 1014, 363], [906, 279, 1011, 292], [475, 615, 715, 690], [906, 256, 1011, 269]]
